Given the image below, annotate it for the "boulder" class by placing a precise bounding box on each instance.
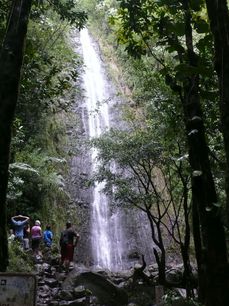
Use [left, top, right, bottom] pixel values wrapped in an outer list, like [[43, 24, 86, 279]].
[[165, 268, 183, 285], [62, 270, 128, 306]]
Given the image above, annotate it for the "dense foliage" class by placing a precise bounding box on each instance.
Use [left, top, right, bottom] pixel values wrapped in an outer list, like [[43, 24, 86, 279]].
[[0, 0, 87, 271], [80, 0, 229, 305], [6, 2, 85, 226]]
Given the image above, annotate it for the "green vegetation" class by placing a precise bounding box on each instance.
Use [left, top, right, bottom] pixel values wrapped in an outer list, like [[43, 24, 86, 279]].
[[7, 5, 81, 231], [7, 242, 34, 272], [79, 0, 229, 305], [0, 0, 87, 271]]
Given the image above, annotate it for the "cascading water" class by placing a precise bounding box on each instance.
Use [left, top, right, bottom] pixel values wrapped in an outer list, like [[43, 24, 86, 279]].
[[80, 28, 124, 271], [78, 28, 156, 272]]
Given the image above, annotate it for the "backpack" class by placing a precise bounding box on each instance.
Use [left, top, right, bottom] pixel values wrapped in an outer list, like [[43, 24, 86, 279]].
[[60, 230, 69, 246]]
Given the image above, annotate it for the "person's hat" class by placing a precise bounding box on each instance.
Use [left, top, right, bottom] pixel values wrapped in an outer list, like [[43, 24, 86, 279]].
[[35, 220, 41, 226]]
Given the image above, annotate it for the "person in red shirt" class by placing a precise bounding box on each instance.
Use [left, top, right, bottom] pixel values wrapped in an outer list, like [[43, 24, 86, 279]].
[[59, 221, 79, 272]]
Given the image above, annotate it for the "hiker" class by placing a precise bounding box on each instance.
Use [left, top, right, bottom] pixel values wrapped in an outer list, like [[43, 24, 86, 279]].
[[23, 223, 30, 250], [59, 221, 80, 272], [8, 229, 15, 243], [43, 225, 53, 247], [11, 214, 30, 245], [31, 220, 42, 256]]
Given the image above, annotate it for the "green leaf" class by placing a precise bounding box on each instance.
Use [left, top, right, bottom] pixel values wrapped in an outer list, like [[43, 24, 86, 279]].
[[175, 63, 198, 79], [173, 22, 185, 36], [194, 18, 209, 34], [9, 163, 39, 175], [190, 0, 205, 11], [213, 202, 222, 208]]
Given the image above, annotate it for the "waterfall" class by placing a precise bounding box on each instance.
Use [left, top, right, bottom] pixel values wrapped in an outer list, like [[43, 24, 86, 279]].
[[80, 28, 124, 271], [78, 28, 156, 271]]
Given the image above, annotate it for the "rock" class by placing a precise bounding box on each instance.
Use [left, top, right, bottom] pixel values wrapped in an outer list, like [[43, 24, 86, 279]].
[[34, 255, 43, 264], [39, 291, 50, 299], [51, 287, 60, 298], [56, 272, 68, 282], [73, 286, 87, 298], [59, 290, 74, 301], [35, 264, 44, 275], [59, 302, 71, 306], [38, 279, 46, 286], [174, 288, 186, 298], [128, 251, 141, 260], [39, 284, 51, 292], [59, 298, 86, 306], [45, 278, 59, 288], [92, 268, 110, 277], [43, 263, 51, 271], [72, 297, 87, 305], [45, 271, 55, 278], [165, 269, 183, 284], [35, 250, 166, 306], [112, 277, 125, 285], [63, 270, 128, 306], [134, 263, 142, 270], [148, 263, 158, 272], [50, 256, 61, 266], [117, 281, 128, 289], [89, 295, 99, 304]]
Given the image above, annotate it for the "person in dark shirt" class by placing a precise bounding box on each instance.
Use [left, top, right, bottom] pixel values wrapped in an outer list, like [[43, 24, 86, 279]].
[[23, 223, 30, 250], [59, 221, 79, 272]]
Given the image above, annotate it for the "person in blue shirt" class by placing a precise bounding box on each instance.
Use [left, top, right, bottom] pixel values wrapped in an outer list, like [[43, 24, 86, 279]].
[[11, 214, 30, 244], [43, 225, 53, 247]]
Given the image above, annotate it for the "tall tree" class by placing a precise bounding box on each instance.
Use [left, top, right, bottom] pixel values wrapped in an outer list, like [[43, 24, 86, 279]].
[[205, 0, 229, 224], [0, 0, 33, 272], [109, 0, 229, 304], [181, 2, 228, 304]]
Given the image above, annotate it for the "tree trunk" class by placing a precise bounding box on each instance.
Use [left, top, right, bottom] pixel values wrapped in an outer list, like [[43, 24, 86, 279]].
[[181, 1, 229, 305], [0, 0, 32, 272], [180, 185, 193, 298], [205, 0, 229, 225], [192, 198, 205, 302]]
